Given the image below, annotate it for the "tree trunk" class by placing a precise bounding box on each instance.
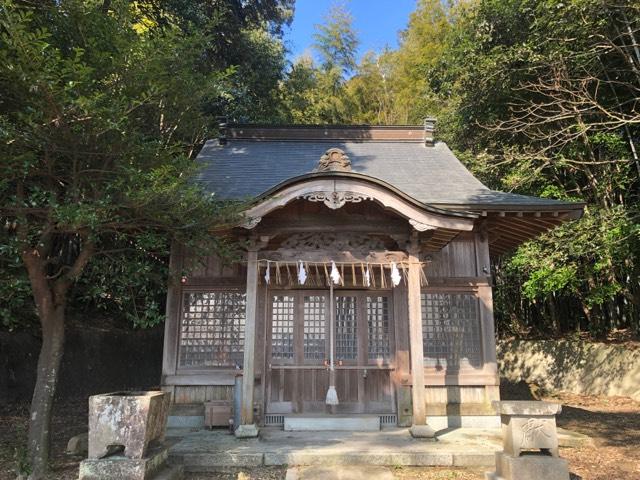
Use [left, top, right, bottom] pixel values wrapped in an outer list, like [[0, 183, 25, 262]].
[[27, 301, 66, 480], [19, 235, 93, 479]]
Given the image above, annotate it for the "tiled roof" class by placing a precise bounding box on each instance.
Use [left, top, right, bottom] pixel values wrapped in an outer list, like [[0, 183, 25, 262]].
[[194, 138, 581, 210]]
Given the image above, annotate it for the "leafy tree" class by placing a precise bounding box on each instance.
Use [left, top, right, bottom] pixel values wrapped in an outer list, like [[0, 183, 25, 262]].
[[388, 0, 452, 123], [343, 51, 396, 124], [312, 4, 358, 77], [0, 1, 268, 476], [429, 0, 640, 336], [280, 4, 360, 124]]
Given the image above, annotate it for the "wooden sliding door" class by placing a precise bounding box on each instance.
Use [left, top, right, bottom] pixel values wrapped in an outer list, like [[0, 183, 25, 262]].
[[265, 290, 395, 415]]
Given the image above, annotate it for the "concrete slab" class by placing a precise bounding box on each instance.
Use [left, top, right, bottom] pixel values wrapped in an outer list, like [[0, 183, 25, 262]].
[[285, 415, 380, 431]]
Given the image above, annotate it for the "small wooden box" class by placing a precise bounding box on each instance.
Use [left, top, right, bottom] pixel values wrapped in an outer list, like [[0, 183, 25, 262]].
[[204, 401, 233, 428]]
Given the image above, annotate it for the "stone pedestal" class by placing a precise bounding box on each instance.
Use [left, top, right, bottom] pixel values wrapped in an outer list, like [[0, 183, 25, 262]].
[[81, 390, 180, 480], [486, 452, 569, 480], [80, 443, 166, 480], [88, 390, 171, 459], [409, 424, 436, 439], [486, 401, 569, 480]]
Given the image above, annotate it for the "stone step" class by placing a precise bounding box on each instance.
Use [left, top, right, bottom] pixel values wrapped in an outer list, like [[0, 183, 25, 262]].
[[284, 414, 380, 431], [173, 450, 495, 471]]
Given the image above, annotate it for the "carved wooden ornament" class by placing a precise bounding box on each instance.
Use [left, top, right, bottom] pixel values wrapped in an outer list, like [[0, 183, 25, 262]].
[[300, 191, 373, 210], [315, 148, 352, 172]]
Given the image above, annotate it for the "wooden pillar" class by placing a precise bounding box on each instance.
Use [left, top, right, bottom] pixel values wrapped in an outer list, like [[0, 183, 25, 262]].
[[393, 284, 412, 426], [408, 236, 435, 438], [236, 247, 260, 437], [474, 223, 500, 403]]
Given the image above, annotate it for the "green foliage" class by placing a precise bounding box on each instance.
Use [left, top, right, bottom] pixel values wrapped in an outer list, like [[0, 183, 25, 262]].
[[0, 0, 287, 332], [0, 233, 33, 330], [73, 243, 168, 329], [279, 0, 640, 337], [312, 4, 359, 77], [432, 0, 640, 336]]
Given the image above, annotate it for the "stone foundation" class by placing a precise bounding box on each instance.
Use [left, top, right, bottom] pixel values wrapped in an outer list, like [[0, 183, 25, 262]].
[[487, 452, 569, 480], [80, 443, 169, 480]]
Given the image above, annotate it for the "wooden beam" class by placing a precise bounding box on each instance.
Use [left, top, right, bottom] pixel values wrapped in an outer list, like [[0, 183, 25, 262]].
[[489, 224, 534, 243], [257, 221, 408, 236], [501, 216, 553, 234], [492, 218, 545, 237], [163, 373, 238, 386]]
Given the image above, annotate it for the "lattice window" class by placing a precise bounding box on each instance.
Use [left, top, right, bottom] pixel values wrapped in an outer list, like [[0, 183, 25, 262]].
[[335, 296, 357, 360], [271, 295, 295, 361], [367, 296, 391, 361], [421, 293, 481, 367], [179, 291, 246, 368], [303, 295, 326, 360]]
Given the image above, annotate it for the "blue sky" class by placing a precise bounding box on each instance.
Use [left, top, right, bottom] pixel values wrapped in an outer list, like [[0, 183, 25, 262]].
[[283, 0, 417, 63]]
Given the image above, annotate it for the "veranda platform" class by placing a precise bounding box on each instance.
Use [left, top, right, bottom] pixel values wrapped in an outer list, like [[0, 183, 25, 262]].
[[167, 427, 501, 471], [167, 426, 590, 472]]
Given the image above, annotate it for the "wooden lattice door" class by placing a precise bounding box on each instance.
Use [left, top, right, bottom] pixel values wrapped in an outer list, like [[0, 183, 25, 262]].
[[266, 290, 395, 415]]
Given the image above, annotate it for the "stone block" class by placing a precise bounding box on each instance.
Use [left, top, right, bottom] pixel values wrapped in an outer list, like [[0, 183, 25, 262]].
[[66, 432, 88, 456], [88, 390, 171, 459], [409, 424, 436, 439], [493, 451, 570, 480], [79, 443, 168, 480], [284, 415, 380, 432], [235, 423, 260, 437]]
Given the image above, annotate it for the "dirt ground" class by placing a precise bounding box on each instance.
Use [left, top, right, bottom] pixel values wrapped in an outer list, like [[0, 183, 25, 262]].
[[1, 390, 639, 480]]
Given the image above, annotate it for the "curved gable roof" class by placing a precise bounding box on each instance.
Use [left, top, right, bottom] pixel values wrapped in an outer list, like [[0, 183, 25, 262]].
[[194, 136, 582, 212]]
